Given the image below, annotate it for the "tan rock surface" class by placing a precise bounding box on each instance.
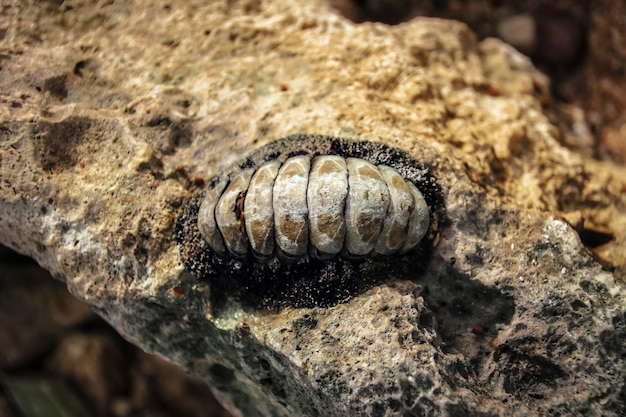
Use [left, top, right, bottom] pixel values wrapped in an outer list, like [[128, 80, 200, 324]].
[[1, 1, 625, 416]]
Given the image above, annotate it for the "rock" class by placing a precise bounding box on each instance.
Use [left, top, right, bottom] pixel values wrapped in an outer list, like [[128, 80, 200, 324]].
[[534, 7, 586, 70], [47, 333, 129, 416], [601, 118, 626, 164], [496, 13, 536, 55], [0, 260, 95, 367], [583, 0, 626, 150], [330, 0, 426, 24], [0, 1, 625, 416], [130, 353, 233, 417]]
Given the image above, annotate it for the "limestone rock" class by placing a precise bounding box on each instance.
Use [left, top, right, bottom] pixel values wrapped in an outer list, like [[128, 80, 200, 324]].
[[1, 1, 625, 416]]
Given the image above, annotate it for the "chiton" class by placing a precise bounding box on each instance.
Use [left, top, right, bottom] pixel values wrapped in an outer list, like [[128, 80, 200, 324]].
[[176, 134, 445, 307]]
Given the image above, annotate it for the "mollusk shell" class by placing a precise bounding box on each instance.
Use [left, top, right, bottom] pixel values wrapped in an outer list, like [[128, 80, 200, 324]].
[[175, 134, 444, 307], [197, 154, 429, 260]]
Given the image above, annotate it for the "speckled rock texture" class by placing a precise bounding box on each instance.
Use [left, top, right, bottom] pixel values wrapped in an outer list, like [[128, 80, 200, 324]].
[[1, 1, 625, 416]]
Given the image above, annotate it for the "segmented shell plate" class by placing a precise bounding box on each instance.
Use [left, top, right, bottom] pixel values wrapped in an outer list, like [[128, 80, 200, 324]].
[[176, 134, 444, 307]]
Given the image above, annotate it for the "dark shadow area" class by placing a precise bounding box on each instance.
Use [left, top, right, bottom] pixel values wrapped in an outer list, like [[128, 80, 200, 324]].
[[419, 260, 516, 353], [0, 244, 231, 417]]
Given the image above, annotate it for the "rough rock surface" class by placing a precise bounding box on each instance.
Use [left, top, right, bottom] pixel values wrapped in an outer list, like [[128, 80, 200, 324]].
[[1, 1, 625, 416]]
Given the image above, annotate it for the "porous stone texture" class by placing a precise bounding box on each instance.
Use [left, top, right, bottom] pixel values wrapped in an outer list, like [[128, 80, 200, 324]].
[[1, 1, 625, 416]]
